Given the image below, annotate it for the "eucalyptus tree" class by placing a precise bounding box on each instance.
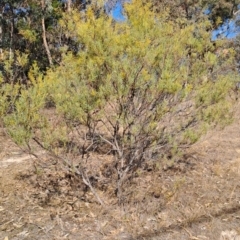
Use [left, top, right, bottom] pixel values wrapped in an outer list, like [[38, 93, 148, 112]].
[[0, 0, 59, 84], [147, 0, 240, 24]]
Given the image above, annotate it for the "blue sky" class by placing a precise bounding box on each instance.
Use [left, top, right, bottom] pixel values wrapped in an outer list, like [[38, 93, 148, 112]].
[[111, 1, 240, 41], [111, 1, 126, 21], [212, 16, 240, 40]]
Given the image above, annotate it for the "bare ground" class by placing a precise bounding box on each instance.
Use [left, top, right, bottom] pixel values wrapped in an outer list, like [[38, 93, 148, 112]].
[[1, 102, 240, 240]]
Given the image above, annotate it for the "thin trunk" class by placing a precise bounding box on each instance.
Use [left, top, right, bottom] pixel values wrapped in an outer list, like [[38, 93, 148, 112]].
[[42, 17, 53, 65], [66, 0, 72, 12], [41, 0, 53, 65]]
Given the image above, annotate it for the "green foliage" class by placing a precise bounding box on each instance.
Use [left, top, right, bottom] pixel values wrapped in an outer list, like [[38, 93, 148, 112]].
[[3, 63, 47, 145], [18, 29, 38, 44]]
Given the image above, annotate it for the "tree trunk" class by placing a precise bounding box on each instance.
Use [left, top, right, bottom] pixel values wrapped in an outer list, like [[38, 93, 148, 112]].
[[41, 0, 53, 65], [41, 17, 53, 65], [66, 0, 72, 12]]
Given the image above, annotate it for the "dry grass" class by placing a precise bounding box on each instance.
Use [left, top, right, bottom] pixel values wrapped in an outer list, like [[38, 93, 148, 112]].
[[1, 101, 240, 239]]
